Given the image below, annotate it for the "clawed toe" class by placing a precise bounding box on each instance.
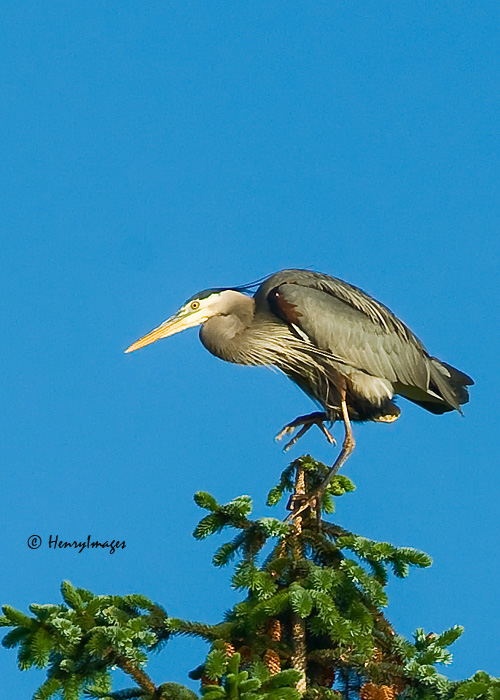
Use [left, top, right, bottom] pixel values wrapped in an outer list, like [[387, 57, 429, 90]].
[[285, 491, 321, 521], [275, 412, 336, 452], [280, 424, 313, 453]]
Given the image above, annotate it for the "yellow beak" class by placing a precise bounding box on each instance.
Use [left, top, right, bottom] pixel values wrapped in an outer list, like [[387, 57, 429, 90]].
[[125, 314, 193, 353]]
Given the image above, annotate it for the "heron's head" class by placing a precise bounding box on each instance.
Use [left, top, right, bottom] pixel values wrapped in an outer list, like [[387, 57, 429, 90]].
[[125, 288, 250, 353]]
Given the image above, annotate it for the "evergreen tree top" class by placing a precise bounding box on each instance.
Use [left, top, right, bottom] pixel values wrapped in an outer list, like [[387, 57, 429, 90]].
[[1, 456, 497, 700]]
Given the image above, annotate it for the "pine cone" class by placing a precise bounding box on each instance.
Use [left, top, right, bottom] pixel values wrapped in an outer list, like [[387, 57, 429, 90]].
[[359, 683, 396, 700], [360, 683, 376, 700], [225, 643, 235, 658], [263, 648, 281, 675], [372, 647, 383, 663], [267, 618, 282, 641]]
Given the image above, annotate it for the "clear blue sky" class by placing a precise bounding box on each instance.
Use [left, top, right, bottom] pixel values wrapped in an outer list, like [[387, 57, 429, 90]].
[[2, 1, 499, 695]]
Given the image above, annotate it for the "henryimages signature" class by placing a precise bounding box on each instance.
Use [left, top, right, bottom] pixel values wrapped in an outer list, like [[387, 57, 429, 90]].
[[27, 535, 126, 554]]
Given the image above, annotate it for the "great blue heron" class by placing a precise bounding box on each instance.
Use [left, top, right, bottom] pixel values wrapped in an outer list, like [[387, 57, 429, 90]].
[[125, 269, 473, 514]]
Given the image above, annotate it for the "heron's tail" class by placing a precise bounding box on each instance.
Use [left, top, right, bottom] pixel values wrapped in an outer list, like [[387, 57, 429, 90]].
[[398, 358, 473, 414], [413, 358, 474, 414]]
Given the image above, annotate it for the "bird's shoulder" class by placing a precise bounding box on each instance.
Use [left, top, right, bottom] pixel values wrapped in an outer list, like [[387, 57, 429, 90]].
[[255, 269, 422, 347]]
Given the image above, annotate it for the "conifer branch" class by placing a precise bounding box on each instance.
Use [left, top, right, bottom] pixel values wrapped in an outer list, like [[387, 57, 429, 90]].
[[114, 654, 157, 696], [168, 618, 227, 641]]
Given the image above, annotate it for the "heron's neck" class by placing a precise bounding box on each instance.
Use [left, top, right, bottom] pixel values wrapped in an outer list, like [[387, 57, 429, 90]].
[[199, 295, 256, 363]]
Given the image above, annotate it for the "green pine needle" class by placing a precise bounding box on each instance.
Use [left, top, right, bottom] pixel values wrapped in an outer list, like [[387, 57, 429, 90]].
[[204, 648, 228, 680], [435, 625, 464, 649], [213, 541, 240, 567], [194, 492, 220, 512], [1, 605, 34, 629], [1, 626, 29, 649], [194, 514, 224, 540], [30, 627, 53, 668], [32, 676, 63, 700], [61, 581, 85, 612], [266, 485, 284, 507], [289, 585, 314, 618], [224, 495, 253, 519]]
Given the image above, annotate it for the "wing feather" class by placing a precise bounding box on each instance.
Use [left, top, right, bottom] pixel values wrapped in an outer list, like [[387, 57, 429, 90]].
[[264, 274, 430, 391], [257, 270, 422, 345]]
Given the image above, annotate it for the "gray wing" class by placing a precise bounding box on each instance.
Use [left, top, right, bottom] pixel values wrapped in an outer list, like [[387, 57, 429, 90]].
[[261, 271, 431, 390], [256, 270, 422, 345]]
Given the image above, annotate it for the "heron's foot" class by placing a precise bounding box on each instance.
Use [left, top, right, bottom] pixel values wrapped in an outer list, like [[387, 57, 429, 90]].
[[285, 489, 323, 522], [275, 412, 336, 452]]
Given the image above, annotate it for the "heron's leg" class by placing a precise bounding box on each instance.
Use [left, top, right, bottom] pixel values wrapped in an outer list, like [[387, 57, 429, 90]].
[[275, 412, 336, 452], [285, 399, 355, 522]]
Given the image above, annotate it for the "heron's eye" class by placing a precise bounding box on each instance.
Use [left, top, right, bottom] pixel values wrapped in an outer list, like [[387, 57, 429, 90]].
[[190, 301, 200, 310]]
